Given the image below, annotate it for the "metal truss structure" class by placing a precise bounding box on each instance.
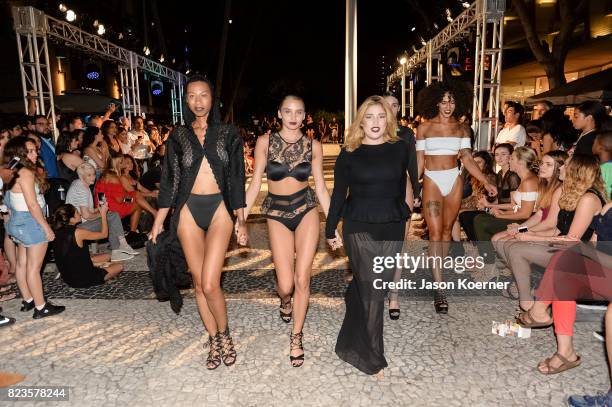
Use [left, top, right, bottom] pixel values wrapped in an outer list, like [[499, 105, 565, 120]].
[[387, 0, 505, 149], [12, 6, 185, 138]]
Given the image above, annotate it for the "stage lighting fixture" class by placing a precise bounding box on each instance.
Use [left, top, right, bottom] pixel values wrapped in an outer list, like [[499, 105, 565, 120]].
[[85, 62, 101, 80], [97, 24, 105, 35], [65, 10, 76, 22], [151, 80, 164, 96], [59, 4, 67, 12]]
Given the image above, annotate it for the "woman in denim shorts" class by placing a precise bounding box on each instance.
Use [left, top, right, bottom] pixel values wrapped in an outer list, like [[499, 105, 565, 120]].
[[4, 136, 65, 319]]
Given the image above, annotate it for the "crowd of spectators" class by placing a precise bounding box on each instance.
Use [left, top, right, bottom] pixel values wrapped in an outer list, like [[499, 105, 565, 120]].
[[0, 103, 168, 309]]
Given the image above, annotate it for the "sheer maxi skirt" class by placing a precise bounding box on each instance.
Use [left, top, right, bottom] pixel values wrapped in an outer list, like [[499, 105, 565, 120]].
[[335, 220, 405, 375]]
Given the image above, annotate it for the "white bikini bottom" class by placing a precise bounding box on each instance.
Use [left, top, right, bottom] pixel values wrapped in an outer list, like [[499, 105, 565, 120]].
[[424, 167, 461, 197]]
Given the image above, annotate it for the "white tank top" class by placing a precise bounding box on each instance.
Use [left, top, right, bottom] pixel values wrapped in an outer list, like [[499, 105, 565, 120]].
[[7, 185, 46, 211]]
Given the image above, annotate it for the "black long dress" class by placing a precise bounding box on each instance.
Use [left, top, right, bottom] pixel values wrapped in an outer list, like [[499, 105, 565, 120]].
[[326, 138, 411, 374]]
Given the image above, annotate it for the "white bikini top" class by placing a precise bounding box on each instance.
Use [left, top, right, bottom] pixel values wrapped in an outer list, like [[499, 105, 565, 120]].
[[511, 190, 538, 213], [416, 137, 471, 155], [7, 185, 46, 211]]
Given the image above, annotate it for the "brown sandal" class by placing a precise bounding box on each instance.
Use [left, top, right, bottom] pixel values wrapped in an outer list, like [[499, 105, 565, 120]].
[[517, 309, 553, 328], [537, 352, 581, 375]]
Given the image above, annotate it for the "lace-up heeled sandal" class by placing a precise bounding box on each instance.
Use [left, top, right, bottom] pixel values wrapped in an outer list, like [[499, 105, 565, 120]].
[[217, 328, 237, 367], [279, 297, 292, 323], [289, 331, 304, 367], [434, 290, 448, 314], [205, 334, 221, 370]]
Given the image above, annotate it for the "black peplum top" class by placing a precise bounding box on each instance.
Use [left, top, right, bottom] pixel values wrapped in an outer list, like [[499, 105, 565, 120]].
[[325, 139, 411, 239], [158, 124, 246, 219]]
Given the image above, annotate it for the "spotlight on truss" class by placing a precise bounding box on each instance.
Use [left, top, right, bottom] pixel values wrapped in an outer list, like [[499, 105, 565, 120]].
[[65, 10, 76, 22]]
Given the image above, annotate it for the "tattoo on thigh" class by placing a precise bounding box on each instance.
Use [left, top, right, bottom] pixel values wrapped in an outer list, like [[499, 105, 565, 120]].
[[426, 200, 441, 217]]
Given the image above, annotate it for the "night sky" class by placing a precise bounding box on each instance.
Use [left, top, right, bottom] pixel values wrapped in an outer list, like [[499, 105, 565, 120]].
[[157, 0, 468, 119]]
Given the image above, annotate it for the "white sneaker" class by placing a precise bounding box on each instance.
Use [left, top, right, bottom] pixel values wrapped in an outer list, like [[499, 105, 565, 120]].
[[111, 250, 134, 262], [577, 303, 608, 311], [117, 244, 139, 256]]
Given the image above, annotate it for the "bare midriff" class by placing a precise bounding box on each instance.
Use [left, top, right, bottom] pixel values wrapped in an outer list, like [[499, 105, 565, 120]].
[[190, 156, 222, 195], [190, 127, 222, 195], [268, 178, 309, 196], [421, 121, 466, 172]]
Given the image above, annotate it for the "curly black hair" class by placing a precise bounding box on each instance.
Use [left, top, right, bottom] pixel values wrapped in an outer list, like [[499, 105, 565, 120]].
[[416, 80, 472, 120]]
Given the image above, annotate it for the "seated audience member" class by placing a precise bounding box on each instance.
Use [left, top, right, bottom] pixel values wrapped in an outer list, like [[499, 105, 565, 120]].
[[65, 163, 137, 261], [593, 131, 612, 198], [472, 147, 540, 263], [501, 154, 607, 312], [516, 202, 611, 382], [525, 120, 543, 158], [531, 100, 552, 120], [495, 102, 526, 147], [459, 143, 520, 241], [493, 150, 567, 243], [451, 151, 496, 242], [244, 144, 255, 176], [93, 157, 144, 240], [52, 204, 124, 288], [571, 101, 607, 156], [56, 131, 83, 183], [540, 108, 577, 154], [117, 155, 157, 216]]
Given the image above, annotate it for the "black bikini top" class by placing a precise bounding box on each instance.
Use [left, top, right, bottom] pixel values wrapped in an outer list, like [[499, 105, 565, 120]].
[[266, 132, 312, 182]]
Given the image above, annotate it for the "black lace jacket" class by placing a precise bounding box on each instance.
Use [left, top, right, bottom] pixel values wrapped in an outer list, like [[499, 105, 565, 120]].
[[158, 124, 246, 218]]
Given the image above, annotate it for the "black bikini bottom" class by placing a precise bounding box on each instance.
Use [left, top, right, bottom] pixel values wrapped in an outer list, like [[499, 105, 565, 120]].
[[185, 193, 223, 231], [261, 187, 318, 232]]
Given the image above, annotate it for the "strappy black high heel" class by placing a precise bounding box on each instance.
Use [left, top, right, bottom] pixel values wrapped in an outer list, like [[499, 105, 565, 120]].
[[279, 297, 292, 323], [434, 290, 448, 314], [205, 334, 221, 370], [289, 332, 304, 367], [217, 328, 237, 366]]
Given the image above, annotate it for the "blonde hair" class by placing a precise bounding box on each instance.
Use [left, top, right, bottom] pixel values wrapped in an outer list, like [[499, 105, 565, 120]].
[[536, 150, 566, 210], [101, 156, 125, 181], [559, 154, 606, 211], [513, 146, 539, 173], [344, 95, 399, 152]]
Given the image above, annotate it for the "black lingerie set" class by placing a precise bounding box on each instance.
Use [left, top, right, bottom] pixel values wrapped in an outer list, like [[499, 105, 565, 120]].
[[261, 132, 318, 231]]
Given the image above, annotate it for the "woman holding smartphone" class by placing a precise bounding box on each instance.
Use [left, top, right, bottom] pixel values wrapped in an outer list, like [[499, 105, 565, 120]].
[[94, 156, 143, 234]]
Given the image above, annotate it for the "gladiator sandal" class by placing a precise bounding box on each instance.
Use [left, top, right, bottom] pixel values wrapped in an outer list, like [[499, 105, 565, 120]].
[[217, 328, 237, 367], [205, 334, 221, 370], [289, 331, 305, 367], [279, 296, 292, 323]]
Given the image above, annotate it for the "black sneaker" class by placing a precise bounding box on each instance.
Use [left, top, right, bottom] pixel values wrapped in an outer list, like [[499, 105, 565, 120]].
[[20, 300, 35, 312], [33, 302, 66, 319]]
